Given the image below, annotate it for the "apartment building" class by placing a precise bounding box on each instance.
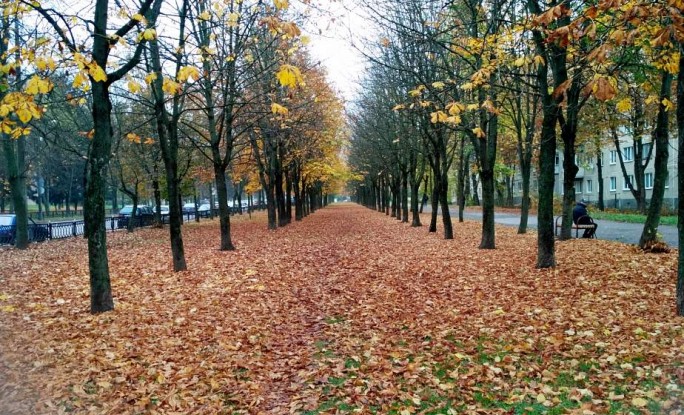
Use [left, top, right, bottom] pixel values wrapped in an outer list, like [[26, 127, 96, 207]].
[[511, 137, 679, 211]]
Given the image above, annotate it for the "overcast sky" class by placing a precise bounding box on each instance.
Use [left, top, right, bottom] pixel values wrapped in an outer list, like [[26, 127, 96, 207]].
[[302, 0, 369, 103]]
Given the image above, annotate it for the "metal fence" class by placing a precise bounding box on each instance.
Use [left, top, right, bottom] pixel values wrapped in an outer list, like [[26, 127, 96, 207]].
[[0, 205, 262, 246]]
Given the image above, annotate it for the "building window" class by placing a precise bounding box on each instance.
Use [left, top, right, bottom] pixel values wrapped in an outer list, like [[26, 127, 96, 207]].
[[555, 154, 560, 166], [586, 179, 593, 193], [642, 143, 651, 157], [623, 146, 634, 162], [610, 176, 617, 191], [623, 175, 634, 190], [645, 172, 653, 189], [575, 179, 582, 194], [609, 150, 617, 164]]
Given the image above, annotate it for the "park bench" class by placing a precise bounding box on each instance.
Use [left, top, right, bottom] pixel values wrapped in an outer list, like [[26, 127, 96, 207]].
[[555, 216, 596, 238]]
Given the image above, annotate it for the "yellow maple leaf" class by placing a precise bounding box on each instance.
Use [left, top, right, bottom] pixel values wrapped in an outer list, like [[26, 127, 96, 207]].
[[472, 127, 486, 138], [24, 75, 52, 95], [281, 21, 300, 38], [177, 66, 200, 83], [432, 81, 445, 90], [142, 28, 156, 41], [227, 12, 239, 27], [127, 80, 142, 93], [72, 71, 88, 89], [1, 305, 15, 312], [430, 111, 447, 124], [16, 108, 33, 123], [662, 98, 675, 112], [271, 102, 289, 116], [198, 11, 211, 21], [446, 115, 461, 124], [89, 63, 107, 83], [126, 132, 141, 143], [616, 98, 631, 112], [276, 64, 302, 88], [446, 102, 464, 115], [144, 137, 155, 145], [273, 0, 288, 10], [145, 72, 158, 84], [162, 78, 182, 95]]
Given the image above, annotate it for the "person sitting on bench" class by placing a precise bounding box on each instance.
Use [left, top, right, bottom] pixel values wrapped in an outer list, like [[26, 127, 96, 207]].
[[572, 199, 597, 238]]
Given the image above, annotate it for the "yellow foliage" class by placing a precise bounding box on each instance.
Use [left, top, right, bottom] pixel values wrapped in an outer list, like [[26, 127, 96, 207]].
[[72, 72, 88, 89], [430, 111, 448, 124], [177, 66, 200, 83], [24, 75, 52, 95], [431, 81, 445, 90], [446, 102, 464, 115], [142, 29, 157, 41], [273, 0, 288, 10], [126, 133, 142, 143], [472, 127, 486, 138], [89, 63, 107, 83], [227, 12, 240, 27], [162, 78, 182, 95], [615, 98, 632, 112], [276, 64, 303, 88], [199, 11, 211, 21], [271, 102, 289, 116], [281, 22, 300, 38], [145, 72, 158, 84], [35, 57, 56, 72]]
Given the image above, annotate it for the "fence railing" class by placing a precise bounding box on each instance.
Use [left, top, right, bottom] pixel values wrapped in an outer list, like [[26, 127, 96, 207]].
[[0, 205, 264, 246]]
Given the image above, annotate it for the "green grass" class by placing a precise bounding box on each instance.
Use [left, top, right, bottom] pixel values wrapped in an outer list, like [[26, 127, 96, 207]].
[[590, 211, 677, 226]]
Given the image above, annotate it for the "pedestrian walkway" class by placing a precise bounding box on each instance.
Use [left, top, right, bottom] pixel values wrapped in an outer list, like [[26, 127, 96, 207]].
[[427, 206, 679, 248]]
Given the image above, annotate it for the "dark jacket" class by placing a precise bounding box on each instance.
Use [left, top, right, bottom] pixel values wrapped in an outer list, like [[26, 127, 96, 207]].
[[572, 203, 588, 224]]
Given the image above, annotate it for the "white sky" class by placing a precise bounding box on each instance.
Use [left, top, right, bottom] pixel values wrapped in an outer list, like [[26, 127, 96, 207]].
[[301, 0, 368, 102]]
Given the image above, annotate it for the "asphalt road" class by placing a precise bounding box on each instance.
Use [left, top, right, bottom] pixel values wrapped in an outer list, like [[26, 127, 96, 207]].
[[426, 206, 679, 248]]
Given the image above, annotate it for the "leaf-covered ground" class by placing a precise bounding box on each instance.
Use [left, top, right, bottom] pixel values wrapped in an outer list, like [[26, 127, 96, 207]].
[[0, 204, 682, 415]]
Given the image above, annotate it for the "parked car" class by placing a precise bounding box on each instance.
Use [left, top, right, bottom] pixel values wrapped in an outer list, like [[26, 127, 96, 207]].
[[0, 214, 16, 244], [117, 205, 154, 228], [0, 214, 49, 244], [182, 202, 196, 214], [160, 205, 170, 215], [198, 203, 211, 212]]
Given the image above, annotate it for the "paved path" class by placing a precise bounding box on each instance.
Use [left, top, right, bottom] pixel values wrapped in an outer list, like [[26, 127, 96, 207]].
[[426, 206, 679, 248]]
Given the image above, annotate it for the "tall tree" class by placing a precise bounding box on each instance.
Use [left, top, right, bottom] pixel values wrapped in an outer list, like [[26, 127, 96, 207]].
[[29, 0, 162, 312]]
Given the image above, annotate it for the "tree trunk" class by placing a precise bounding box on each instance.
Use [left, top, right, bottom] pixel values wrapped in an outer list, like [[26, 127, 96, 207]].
[[429, 177, 439, 233], [597, 153, 605, 211], [676, 51, 684, 316], [410, 174, 421, 227], [457, 141, 468, 223], [471, 174, 480, 205], [639, 71, 672, 249], [2, 136, 28, 248], [401, 172, 409, 223], [214, 165, 235, 250], [86, 81, 114, 313], [438, 170, 453, 239], [479, 107, 498, 249], [147, 9, 187, 271]]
